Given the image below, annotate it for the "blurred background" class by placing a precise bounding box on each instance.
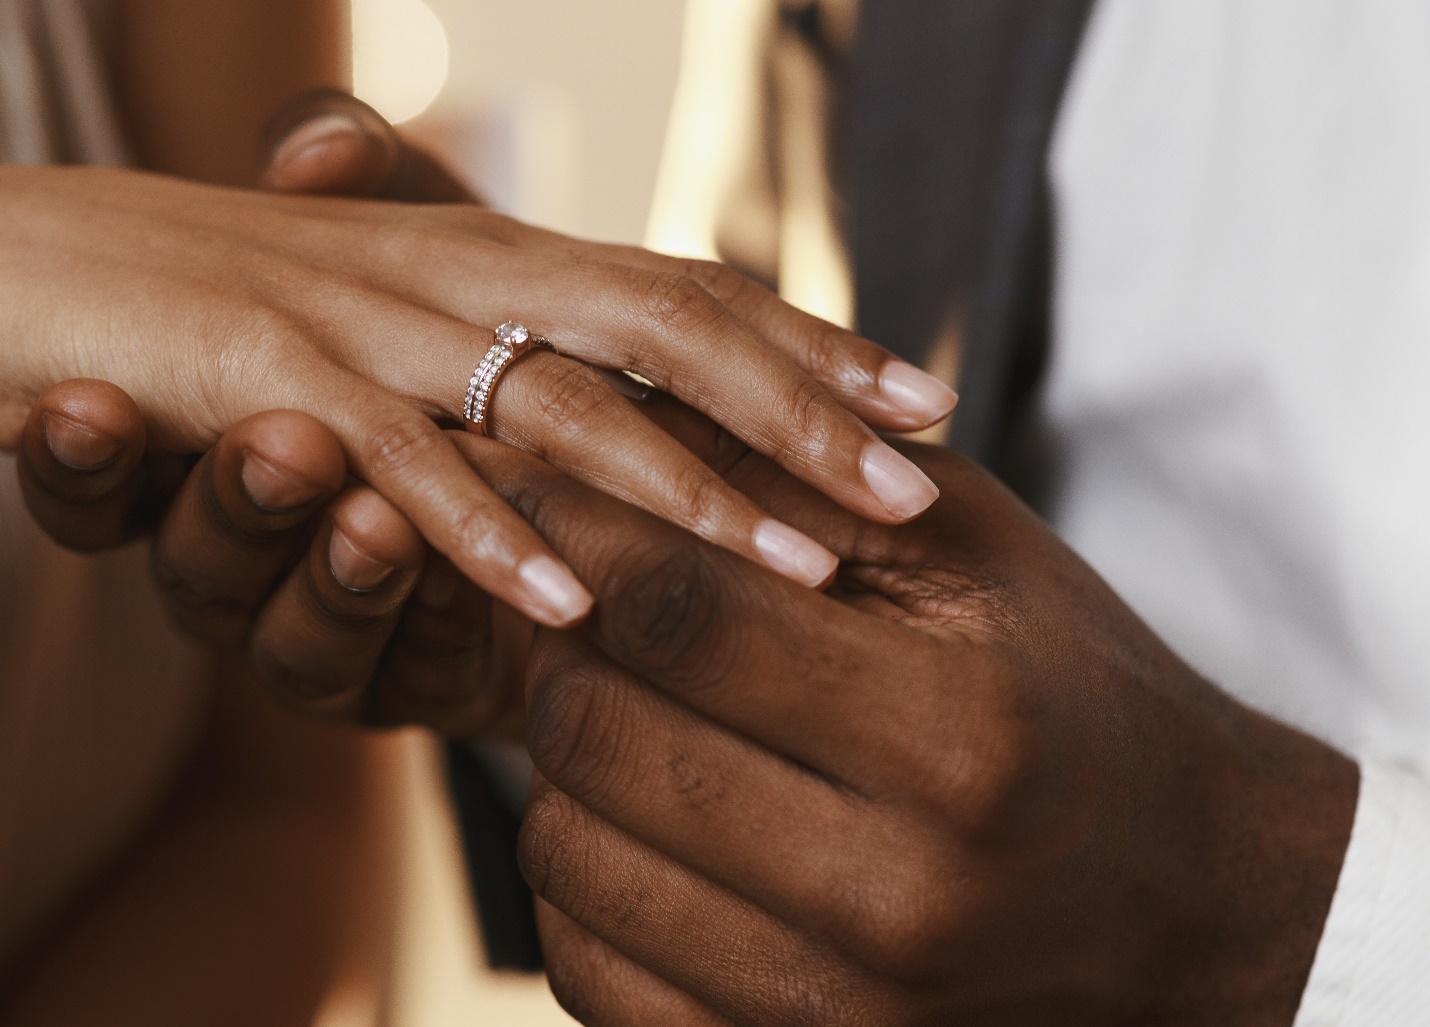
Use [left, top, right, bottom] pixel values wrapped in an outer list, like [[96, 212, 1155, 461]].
[[352, 0, 684, 245]]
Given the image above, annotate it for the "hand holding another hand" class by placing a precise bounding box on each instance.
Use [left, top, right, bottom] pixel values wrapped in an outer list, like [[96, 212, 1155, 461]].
[[473, 405, 1358, 1026], [2, 91, 953, 634], [15, 92, 955, 731]]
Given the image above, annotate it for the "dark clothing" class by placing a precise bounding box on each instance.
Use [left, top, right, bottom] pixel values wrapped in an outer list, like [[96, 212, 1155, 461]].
[[454, 0, 1098, 970]]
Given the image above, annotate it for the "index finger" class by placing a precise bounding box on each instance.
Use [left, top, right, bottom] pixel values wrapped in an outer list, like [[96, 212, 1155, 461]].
[[455, 434, 949, 791]]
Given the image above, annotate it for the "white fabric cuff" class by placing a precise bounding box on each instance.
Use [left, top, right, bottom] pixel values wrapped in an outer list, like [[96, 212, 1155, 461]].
[[1294, 761, 1430, 1026]]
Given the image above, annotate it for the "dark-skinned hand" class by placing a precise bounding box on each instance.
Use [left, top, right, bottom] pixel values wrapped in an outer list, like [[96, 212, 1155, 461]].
[[16, 90, 911, 733], [446, 404, 1359, 1026]]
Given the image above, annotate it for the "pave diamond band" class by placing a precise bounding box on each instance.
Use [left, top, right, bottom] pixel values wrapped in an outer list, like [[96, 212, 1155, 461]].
[[463, 321, 555, 434]]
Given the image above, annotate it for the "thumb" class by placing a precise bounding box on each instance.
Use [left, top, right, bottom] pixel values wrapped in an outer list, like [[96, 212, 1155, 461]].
[[259, 88, 476, 204], [259, 89, 398, 197]]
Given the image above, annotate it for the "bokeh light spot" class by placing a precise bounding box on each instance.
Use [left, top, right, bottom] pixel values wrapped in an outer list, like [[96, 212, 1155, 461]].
[[352, 0, 451, 124]]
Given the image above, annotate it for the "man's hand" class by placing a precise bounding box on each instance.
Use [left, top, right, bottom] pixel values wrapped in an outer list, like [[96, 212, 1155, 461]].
[[456, 425, 1358, 1026], [13, 93, 520, 732]]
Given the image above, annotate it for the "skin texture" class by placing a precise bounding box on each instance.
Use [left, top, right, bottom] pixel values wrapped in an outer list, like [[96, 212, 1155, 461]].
[[0, 147, 954, 626], [14, 112, 1357, 1019], [438, 407, 1359, 1027], [0, 88, 947, 1014], [15, 99, 527, 732], [10, 15, 1356, 1021]]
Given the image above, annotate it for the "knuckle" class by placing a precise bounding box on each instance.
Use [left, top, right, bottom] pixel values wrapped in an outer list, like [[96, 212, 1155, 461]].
[[636, 271, 724, 333], [227, 307, 318, 382], [365, 414, 442, 478], [665, 461, 733, 539], [941, 714, 1043, 839], [443, 501, 505, 565], [839, 872, 960, 981], [234, 305, 305, 351], [802, 323, 878, 393], [517, 790, 595, 915], [526, 661, 639, 813], [364, 223, 429, 262], [603, 546, 735, 690], [900, 654, 1043, 836], [781, 374, 842, 449], [678, 258, 751, 306], [201, 307, 307, 423], [527, 359, 612, 430], [468, 209, 526, 244]]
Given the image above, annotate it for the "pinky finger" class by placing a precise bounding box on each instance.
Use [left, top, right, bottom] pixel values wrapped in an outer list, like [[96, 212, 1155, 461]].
[[537, 900, 734, 1027]]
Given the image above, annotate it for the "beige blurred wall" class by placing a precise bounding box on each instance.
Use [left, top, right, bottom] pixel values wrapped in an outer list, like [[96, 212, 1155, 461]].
[[414, 0, 687, 244]]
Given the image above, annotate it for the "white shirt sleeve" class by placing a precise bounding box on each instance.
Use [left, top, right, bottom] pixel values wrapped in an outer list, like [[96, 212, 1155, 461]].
[[1294, 761, 1430, 1026]]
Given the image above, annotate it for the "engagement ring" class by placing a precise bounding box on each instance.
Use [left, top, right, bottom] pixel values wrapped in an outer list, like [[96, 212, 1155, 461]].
[[463, 321, 556, 435]]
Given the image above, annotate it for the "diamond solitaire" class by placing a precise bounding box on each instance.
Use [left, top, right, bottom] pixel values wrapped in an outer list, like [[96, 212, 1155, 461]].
[[495, 321, 530, 347], [462, 321, 556, 435]]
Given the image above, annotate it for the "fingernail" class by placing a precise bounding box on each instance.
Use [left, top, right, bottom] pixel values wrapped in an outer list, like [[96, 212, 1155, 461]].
[[241, 452, 322, 513], [416, 562, 460, 608], [753, 519, 838, 588], [861, 442, 940, 521], [42, 412, 122, 471], [329, 526, 396, 592], [518, 555, 594, 627], [267, 113, 365, 181], [879, 362, 958, 422]]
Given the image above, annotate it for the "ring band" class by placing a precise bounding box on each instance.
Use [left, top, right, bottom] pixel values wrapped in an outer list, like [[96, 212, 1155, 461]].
[[463, 321, 556, 435]]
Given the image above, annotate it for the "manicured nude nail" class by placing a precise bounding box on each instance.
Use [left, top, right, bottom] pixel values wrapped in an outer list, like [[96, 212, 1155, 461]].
[[879, 362, 958, 422], [518, 555, 594, 627], [753, 519, 839, 588], [329, 526, 396, 592], [861, 442, 940, 521], [42, 412, 121, 472], [241, 451, 322, 512]]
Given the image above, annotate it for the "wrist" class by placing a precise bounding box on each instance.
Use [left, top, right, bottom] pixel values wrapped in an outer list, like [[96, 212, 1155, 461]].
[[1159, 704, 1358, 1026]]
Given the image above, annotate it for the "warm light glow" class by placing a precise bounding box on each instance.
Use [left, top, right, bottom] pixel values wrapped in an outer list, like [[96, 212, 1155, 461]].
[[351, 0, 451, 124], [644, 0, 768, 262]]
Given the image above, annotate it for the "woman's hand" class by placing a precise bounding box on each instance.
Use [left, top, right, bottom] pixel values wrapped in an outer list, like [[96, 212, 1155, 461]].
[[0, 156, 954, 627], [19, 379, 517, 732]]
